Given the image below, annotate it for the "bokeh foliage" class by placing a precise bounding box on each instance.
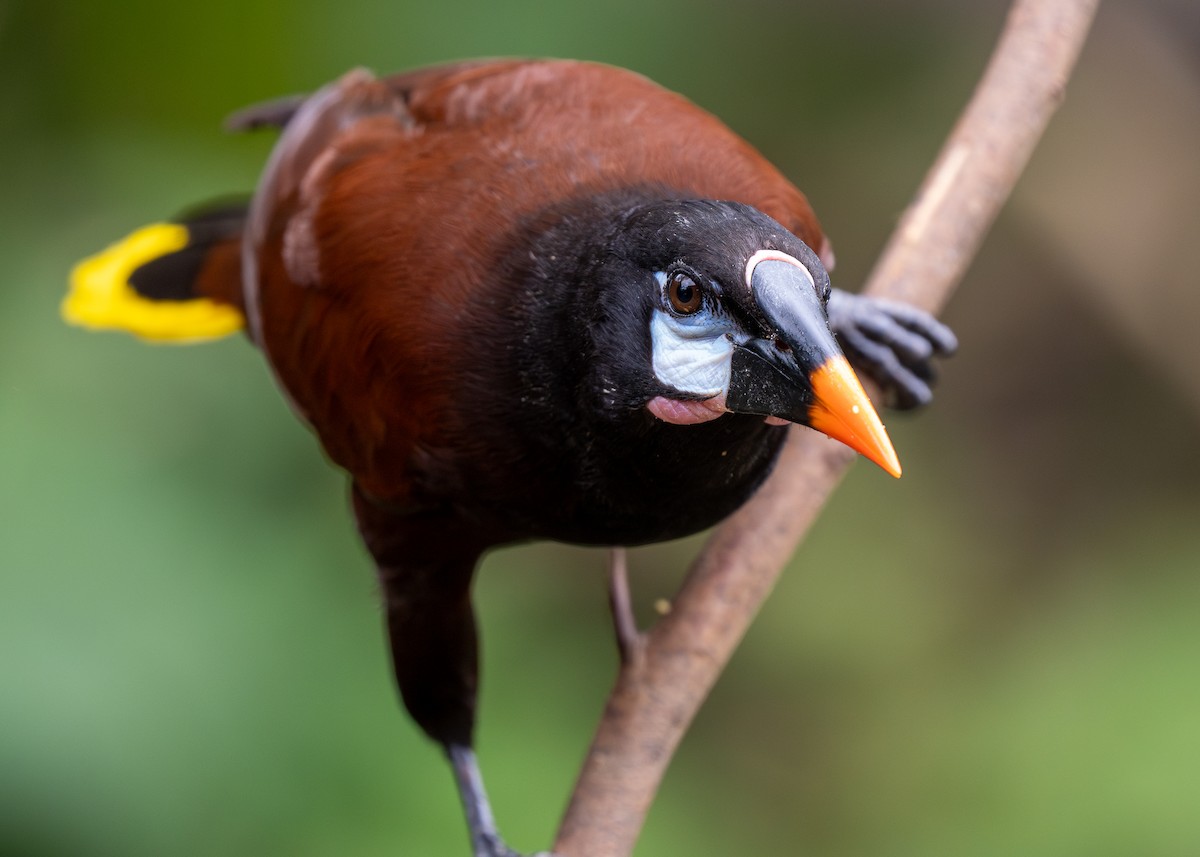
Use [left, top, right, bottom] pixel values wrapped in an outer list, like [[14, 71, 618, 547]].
[[3, 1, 1198, 855]]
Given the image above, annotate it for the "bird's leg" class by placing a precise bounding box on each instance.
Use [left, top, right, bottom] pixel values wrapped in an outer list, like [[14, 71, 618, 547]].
[[607, 547, 643, 664], [447, 743, 524, 857], [352, 488, 534, 856], [826, 288, 957, 410]]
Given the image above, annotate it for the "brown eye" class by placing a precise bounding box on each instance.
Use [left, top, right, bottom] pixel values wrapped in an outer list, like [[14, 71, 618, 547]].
[[667, 273, 703, 315]]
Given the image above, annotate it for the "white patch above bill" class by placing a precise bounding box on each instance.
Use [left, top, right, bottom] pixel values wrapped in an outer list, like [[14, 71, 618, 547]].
[[650, 309, 733, 397]]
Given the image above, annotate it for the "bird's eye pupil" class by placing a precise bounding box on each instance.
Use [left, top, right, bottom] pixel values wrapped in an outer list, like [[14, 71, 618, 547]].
[[668, 273, 702, 315]]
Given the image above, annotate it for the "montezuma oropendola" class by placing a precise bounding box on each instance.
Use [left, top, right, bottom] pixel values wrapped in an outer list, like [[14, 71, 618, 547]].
[[64, 59, 956, 857]]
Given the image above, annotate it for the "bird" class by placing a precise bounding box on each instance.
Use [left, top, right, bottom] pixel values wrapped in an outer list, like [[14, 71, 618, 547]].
[[63, 59, 956, 857]]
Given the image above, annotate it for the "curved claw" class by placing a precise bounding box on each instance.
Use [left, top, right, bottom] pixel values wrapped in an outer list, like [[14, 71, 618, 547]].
[[827, 290, 956, 411]]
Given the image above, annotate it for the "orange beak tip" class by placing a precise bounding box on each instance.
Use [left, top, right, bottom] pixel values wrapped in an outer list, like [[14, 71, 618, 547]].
[[808, 356, 903, 480]]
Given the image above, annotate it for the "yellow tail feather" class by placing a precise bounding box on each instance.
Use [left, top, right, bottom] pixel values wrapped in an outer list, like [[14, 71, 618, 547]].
[[63, 223, 245, 343]]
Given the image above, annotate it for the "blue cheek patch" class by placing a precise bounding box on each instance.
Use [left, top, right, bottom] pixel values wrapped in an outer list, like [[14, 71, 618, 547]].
[[649, 309, 733, 397]]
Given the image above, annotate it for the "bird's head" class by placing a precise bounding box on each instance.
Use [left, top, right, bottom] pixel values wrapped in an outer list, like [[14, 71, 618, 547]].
[[585, 198, 901, 478]]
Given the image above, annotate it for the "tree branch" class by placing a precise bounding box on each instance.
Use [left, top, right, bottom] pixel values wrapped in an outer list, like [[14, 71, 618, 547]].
[[553, 1, 1102, 855]]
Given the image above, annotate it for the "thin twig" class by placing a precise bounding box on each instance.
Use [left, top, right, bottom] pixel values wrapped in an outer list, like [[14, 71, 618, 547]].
[[553, 2, 1102, 855]]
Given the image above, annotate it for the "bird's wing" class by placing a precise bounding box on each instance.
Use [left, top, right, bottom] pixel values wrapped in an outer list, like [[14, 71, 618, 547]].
[[229, 59, 832, 266], [392, 59, 832, 262], [239, 69, 436, 503]]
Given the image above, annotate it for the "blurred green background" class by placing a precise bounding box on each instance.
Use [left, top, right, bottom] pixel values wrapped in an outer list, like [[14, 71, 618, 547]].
[[3, 1, 1198, 855]]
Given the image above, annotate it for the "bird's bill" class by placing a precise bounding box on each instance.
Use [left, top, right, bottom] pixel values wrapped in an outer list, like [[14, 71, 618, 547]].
[[806, 355, 901, 478], [725, 256, 901, 478]]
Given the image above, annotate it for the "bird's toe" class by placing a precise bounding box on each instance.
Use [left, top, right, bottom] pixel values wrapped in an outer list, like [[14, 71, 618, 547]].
[[828, 291, 954, 410]]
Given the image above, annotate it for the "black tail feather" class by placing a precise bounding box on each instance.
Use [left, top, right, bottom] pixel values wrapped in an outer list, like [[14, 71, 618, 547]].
[[64, 201, 248, 343]]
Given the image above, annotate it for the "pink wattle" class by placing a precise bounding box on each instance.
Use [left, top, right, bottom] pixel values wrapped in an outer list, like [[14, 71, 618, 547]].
[[647, 394, 728, 425]]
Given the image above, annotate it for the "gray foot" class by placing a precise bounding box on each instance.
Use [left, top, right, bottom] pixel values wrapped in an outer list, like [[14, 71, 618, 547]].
[[827, 289, 957, 410]]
